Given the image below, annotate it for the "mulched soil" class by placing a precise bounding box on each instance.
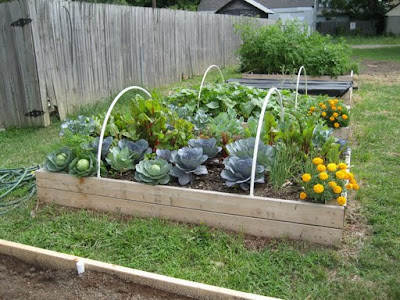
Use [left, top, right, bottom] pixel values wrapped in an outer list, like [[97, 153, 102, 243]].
[[0, 254, 193, 300]]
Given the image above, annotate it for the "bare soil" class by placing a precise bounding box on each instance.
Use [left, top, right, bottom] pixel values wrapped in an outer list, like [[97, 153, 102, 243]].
[[0, 254, 193, 300], [356, 59, 400, 85]]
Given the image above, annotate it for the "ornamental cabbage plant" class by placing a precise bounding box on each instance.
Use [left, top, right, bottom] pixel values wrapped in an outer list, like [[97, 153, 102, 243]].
[[188, 138, 222, 159], [69, 152, 97, 177], [135, 159, 172, 185], [44, 147, 75, 172], [221, 156, 264, 191], [106, 146, 136, 173], [118, 139, 152, 163], [169, 147, 208, 185]]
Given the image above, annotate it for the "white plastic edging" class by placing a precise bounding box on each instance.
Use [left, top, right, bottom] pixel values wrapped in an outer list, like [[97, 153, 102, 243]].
[[250, 87, 284, 197], [97, 86, 152, 178], [295, 66, 308, 108], [197, 65, 225, 108]]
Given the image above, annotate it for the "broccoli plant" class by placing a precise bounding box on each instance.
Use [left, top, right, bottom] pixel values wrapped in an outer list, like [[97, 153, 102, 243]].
[[169, 147, 208, 185]]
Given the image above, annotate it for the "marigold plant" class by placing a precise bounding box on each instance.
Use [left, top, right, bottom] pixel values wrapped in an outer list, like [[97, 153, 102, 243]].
[[309, 98, 350, 128], [299, 157, 360, 205]]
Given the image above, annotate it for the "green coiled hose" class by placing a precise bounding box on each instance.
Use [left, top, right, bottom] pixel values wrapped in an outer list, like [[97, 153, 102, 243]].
[[0, 165, 40, 215]]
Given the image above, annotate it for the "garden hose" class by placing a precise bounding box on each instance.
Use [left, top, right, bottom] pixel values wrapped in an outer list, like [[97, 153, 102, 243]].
[[0, 165, 40, 215]]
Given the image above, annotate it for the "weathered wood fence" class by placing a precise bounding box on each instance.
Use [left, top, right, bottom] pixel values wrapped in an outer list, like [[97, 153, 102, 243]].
[[0, 0, 273, 127]]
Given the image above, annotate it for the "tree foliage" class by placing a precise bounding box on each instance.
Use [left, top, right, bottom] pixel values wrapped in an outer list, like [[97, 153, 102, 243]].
[[321, 0, 397, 20]]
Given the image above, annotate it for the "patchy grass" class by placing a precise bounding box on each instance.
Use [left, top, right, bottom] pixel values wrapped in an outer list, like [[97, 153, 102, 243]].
[[344, 36, 400, 45], [1, 66, 399, 299], [352, 46, 400, 62]]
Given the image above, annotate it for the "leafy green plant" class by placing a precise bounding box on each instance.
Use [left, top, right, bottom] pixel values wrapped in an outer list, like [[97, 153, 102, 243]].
[[44, 147, 75, 172], [221, 156, 264, 191], [135, 159, 172, 185], [60, 115, 96, 136], [118, 139, 152, 163], [69, 152, 97, 178], [81, 136, 114, 160], [169, 147, 208, 185], [236, 21, 358, 76], [106, 146, 136, 173], [188, 138, 222, 159], [205, 109, 244, 146]]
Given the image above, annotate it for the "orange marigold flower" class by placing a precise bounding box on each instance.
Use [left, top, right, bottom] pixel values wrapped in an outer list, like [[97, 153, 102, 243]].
[[333, 185, 342, 194], [334, 122, 340, 128], [319, 172, 329, 180], [342, 114, 348, 120], [350, 178, 357, 185], [302, 173, 312, 182], [338, 163, 347, 170], [312, 157, 324, 165], [327, 163, 337, 172], [353, 183, 360, 190], [336, 171, 346, 179], [328, 181, 337, 188], [322, 104, 327, 109], [347, 172, 354, 180], [330, 116, 335, 121], [313, 184, 324, 194], [300, 192, 307, 200], [328, 100, 334, 106], [334, 99, 339, 104], [346, 183, 353, 190], [333, 112, 339, 118], [321, 112, 327, 117], [337, 196, 346, 206], [316, 164, 326, 172]]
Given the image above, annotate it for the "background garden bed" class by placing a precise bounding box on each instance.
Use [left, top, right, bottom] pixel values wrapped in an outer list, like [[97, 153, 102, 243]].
[[36, 170, 345, 246]]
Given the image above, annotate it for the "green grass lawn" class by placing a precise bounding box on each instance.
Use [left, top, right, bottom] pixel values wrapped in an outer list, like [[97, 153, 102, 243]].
[[1, 61, 399, 298], [352, 46, 400, 62], [342, 36, 400, 45]]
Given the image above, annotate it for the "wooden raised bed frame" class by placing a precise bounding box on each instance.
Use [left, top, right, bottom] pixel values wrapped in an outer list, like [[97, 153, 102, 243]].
[[36, 170, 344, 246]]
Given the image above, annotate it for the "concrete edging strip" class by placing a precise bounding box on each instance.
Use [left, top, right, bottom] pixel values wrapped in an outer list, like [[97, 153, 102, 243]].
[[0, 239, 279, 300]]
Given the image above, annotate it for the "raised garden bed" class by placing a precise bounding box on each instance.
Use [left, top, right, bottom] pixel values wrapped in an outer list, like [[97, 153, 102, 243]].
[[36, 170, 344, 246]]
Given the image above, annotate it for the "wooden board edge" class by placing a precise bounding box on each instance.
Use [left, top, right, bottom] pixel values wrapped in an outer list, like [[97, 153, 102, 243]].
[[38, 187, 343, 246], [0, 239, 278, 300], [242, 73, 353, 82], [35, 170, 345, 229]]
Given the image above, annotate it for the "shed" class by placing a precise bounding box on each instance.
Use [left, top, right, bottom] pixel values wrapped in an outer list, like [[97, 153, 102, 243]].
[[385, 4, 400, 36]]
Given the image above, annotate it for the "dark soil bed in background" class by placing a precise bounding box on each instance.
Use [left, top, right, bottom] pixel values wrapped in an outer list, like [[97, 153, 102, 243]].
[[0, 254, 193, 300]]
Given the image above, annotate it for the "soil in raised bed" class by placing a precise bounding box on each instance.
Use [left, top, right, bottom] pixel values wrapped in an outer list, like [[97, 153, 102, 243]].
[[0, 254, 193, 300], [110, 163, 301, 201]]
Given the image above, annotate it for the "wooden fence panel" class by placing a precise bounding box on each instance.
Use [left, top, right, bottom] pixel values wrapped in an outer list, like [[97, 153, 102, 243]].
[[1, 0, 274, 126]]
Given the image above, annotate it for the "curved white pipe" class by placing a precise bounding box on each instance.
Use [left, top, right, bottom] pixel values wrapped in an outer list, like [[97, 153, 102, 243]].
[[96, 86, 152, 177], [249, 88, 284, 197], [197, 65, 225, 108], [295, 66, 308, 108]]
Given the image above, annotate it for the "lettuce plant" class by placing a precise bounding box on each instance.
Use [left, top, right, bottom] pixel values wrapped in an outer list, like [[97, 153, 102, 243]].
[[221, 156, 265, 191], [135, 159, 172, 185], [106, 146, 136, 173], [69, 152, 97, 177], [188, 138, 222, 159], [169, 147, 208, 185], [44, 147, 75, 172]]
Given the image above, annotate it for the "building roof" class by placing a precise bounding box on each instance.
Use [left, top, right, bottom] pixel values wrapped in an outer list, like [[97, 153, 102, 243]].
[[386, 3, 400, 16], [198, 0, 315, 12], [216, 0, 275, 14]]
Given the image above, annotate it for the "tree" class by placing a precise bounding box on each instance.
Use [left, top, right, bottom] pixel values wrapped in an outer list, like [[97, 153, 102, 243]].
[[321, 0, 397, 20]]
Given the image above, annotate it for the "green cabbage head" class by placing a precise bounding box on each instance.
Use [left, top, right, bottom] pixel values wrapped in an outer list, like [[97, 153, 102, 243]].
[[44, 147, 75, 172], [69, 152, 97, 177], [135, 159, 172, 185]]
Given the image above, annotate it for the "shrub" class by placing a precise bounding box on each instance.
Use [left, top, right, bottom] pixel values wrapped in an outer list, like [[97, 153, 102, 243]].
[[235, 21, 358, 77]]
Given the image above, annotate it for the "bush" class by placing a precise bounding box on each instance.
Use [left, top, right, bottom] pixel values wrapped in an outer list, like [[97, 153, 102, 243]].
[[236, 21, 358, 77]]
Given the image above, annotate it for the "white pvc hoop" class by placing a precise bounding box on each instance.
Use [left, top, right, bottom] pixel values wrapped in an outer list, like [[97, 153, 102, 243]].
[[295, 66, 308, 108], [249, 87, 284, 197], [197, 65, 225, 108], [97, 86, 152, 177]]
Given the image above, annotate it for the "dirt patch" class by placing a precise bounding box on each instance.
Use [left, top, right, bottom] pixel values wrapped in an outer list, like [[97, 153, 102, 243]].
[[355, 59, 400, 85], [0, 254, 193, 300]]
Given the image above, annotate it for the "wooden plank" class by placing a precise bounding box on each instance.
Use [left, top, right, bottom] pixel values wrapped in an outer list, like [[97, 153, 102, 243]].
[[38, 187, 342, 246], [36, 171, 344, 229], [242, 73, 354, 82]]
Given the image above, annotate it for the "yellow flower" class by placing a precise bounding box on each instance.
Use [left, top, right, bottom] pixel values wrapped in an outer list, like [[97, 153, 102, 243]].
[[350, 178, 357, 185], [338, 163, 347, 170], [327, 163, 337, 172], [347, 172, 354, 180], [328, 100, 334, 106], [319, 102, 324, 107], [322, 104, 327, 109], [310, 106, 315, 111], [321, 112, 327, 117], [331, 106, 337, 110], [353, 183, 360, 190], [346, 183, 353, 190], [336, 171, 346, 179], [302, 173, 312, 182], [316, 164, 326, 172], [328, 181, 337, 188], [313, 184, 324, 194], [334, 122, 340, 128], [337, 196, 346, 206], [330, 116, 335, 121], [300, 192, 307, 200], [342, 114, 348, 120], [333, 112, 339, 118], [312, 157, 323, 165], [319, 172, 329, 180], [333, 185, 342, 194], [338, 106, 343, 111], [334, 99, 339, 104]]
